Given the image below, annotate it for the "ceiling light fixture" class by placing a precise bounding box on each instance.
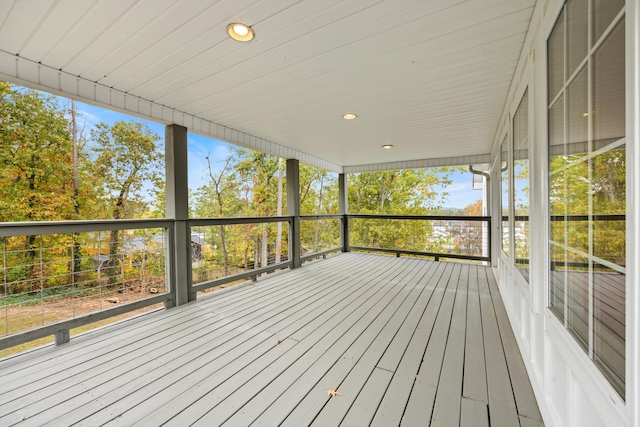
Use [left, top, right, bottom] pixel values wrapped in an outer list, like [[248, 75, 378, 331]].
[[382, 144, 393, 149], [227, 23, 255, 42], [342, 113, 357, 120]]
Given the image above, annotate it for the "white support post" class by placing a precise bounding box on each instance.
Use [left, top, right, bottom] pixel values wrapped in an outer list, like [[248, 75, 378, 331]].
[[165, 124, 193, 306]]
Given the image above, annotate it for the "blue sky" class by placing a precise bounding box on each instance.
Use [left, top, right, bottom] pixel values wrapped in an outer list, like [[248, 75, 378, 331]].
[[71, 100, 482, 209]]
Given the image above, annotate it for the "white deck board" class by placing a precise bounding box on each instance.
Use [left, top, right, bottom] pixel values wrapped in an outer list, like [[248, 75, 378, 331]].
[[0, 253, 543, 427]]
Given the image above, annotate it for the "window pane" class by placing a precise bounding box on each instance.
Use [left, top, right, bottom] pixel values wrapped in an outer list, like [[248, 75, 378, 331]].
[[567, 65, 588, 156], [593, 262, 625, 397], [593, 0, 624, 45], [592, 147, 625, 264], [549, 96, 565, 170], [548, 9, 565, 101], [549, 244, 566, 322], [593, 18, 625, 151], [513, 91, 529, 280], [501, 136, 509, 256], [566, 254, 589, 351], [566, 161, 589, 254], [567, 0, 588, 78]]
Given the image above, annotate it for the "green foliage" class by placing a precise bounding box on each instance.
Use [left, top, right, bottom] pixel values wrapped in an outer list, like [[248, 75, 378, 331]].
[[90, 121, 164, 219], [348, 168, 453, 215], [347, 168, 456, 253], [0, 82, 75, 222]]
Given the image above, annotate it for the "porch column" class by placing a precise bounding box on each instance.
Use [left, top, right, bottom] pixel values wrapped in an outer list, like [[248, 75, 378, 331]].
[[286, 159, 301, 268], [339, 173, 350, 252], [165, 124, 193, 306]]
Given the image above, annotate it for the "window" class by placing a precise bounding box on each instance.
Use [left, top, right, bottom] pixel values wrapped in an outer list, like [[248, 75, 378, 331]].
[[501, 135, 510, 256], [513, 90, 530, 281], [547, 0, 625, 397]]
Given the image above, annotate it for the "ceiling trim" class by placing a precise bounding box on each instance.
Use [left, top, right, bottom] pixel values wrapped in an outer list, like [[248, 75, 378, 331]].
[[344, 153, 492, 173], [0, 50, 344, 173]]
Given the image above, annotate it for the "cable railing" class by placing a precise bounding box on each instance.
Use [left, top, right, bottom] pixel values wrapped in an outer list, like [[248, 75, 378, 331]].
[[0, 213, 493, 353], [0, 219, 173, 350], [300, 215, 343, 261], [188, 216, 293, 294], [347, 214, 491, 262]]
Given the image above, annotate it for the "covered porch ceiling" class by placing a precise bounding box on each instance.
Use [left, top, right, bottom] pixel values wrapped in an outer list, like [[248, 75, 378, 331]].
[[0, 0, 536, 173]]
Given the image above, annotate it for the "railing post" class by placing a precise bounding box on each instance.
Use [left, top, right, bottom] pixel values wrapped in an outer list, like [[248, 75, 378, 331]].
[[55, 329, 70, 345], [286, 159, 301, 268], [339, 173, 350, 252], [165, 124, 194, 306]]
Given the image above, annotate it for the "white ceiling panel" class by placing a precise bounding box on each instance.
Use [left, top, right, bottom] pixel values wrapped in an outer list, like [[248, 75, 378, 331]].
[[0, 0, 537, 170]]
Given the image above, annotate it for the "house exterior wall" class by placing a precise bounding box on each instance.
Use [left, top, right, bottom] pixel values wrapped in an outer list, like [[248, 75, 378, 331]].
[[491, 0, 639, 426]]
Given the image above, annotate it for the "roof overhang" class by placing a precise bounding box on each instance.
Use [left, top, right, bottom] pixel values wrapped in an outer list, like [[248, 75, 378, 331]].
[[0, 0, 537, 172]]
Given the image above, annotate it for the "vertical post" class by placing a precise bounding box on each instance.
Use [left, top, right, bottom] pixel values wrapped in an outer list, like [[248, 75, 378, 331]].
[[339, 173, 350, 252], [165, 124, 193, 306], [286, 159, 301, 269]]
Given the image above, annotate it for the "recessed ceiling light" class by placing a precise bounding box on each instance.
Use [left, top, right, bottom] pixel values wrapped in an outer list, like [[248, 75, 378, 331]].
[[227, 23, 254, 42], [342, 113, 357, 120], [382, 144, 393, 149]]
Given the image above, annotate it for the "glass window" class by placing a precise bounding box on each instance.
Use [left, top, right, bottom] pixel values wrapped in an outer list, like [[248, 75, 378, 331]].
[[501, 135, 510, 256], [548, 10, 565, 101], [547, 0, 625, 398], [593, 0, 624, 44], [567, 0, 588, 78], [513, 91, 529, 281]]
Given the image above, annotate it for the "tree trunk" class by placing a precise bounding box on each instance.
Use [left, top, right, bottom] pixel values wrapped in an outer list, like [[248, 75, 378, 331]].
[[108, 197, 125, 285], [71, 100, 82, 282]]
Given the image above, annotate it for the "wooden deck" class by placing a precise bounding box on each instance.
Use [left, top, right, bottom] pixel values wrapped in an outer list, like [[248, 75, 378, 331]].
[[0, 253, 543, 427]]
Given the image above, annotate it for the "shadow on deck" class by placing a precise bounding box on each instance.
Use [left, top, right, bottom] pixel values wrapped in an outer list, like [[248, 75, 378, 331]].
[[0, 253, 543, 426]]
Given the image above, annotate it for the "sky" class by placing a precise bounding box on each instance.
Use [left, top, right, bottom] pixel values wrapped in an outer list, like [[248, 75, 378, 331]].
[[69, 99, 482, 209]]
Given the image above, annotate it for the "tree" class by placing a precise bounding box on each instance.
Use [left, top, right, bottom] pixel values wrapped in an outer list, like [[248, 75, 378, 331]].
[[91, 121, 163, 283], [348, 168, 453, 252], [299, 164, 338, 252], [462, 200, 483, 216], [0, 83, 78, 287], [204, 155, 235, 275], [235, 149, 280, 267], [0, 83, 75, 222]]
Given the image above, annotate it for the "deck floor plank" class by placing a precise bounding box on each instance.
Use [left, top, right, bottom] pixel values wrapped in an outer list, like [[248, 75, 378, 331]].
[[478, 267, 520, 427], [342, 262, 454, 427], [273, 260, 440, 427], [400, 263, 463, 426], [370, 262, 456, 426], [227, 259, 435, 426], [462, 265, 488, 405], [487, 270, 543, 423], [0, 253, 543, 427], [188, 257, 420, 426]]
